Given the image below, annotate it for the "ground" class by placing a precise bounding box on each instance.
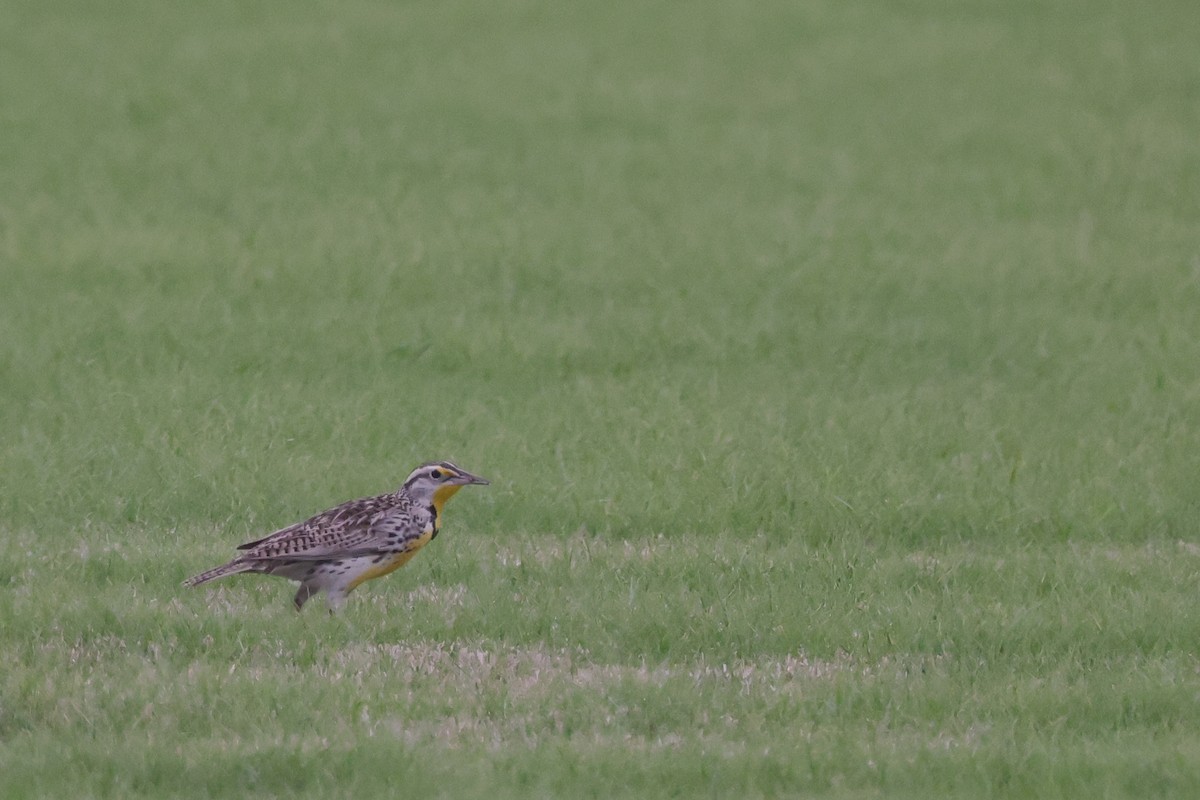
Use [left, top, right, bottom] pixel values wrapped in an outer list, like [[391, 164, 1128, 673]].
[[2, 0, 1199, 797]]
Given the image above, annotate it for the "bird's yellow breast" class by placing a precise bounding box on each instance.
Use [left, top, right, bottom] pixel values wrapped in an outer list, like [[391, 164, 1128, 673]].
[[346, 529, 434, 591]]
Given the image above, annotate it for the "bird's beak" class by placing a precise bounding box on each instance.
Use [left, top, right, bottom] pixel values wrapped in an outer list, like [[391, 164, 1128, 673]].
[[455, 470, 490, 486]]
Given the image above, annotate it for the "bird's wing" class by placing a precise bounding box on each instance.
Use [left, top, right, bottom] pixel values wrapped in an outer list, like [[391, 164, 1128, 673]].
[[236, 494, 410, 561]]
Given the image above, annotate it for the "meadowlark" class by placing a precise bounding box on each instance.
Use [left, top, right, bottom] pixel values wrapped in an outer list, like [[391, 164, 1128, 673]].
[[183, 460, 489, 612]]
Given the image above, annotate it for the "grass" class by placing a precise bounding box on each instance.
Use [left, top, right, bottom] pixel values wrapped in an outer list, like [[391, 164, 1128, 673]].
[[2, 0, 1200, 796]]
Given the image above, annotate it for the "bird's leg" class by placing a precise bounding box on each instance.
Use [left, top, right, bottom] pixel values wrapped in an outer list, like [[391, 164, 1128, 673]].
[[324, 590, 364, 636], [325, 590, 347, 615], [293, 583, 316, 612]]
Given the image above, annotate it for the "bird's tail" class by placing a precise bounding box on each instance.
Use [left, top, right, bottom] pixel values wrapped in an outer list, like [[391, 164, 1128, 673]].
[[183, 560, 253, 588]]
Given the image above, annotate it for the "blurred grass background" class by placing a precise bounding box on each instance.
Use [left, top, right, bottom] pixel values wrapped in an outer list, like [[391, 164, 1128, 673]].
[[2, 0, 1199, 796]]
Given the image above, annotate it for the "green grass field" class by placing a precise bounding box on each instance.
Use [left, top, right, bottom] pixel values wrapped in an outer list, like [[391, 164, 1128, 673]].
[[3, 0, 1200, 796]]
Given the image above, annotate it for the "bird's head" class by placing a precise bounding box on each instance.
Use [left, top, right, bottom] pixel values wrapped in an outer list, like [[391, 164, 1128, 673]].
[[402, 460, 490, 513]]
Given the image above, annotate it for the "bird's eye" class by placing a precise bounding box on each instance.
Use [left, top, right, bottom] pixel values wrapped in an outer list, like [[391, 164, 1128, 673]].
[[430, 469, 443, 480]]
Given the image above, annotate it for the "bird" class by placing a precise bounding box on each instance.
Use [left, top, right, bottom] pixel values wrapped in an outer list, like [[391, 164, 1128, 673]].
[[183, 460, 489, 612]]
